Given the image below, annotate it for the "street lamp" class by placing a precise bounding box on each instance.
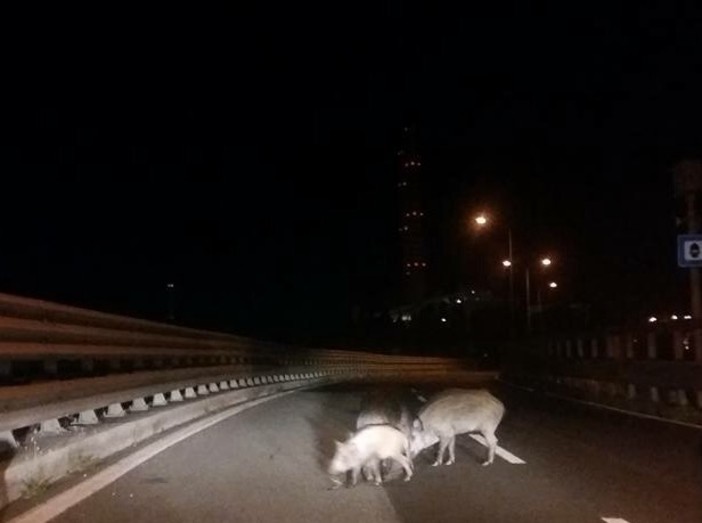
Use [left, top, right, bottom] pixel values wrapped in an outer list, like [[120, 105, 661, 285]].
[[473, 212, 559, 335], [474, 213, 515, 322], [525, 257, 554, 334]]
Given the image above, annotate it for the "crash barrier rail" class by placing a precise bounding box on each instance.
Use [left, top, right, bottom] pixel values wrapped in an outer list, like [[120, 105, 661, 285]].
[[502, 321, 702, 423], [0, 292, 472, 448]]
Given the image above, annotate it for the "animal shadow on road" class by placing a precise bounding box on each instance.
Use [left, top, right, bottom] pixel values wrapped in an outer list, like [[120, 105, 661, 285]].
[[305, 383, 363, 473]]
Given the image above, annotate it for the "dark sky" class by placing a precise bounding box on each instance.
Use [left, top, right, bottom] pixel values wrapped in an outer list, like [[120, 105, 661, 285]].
[[2, 3, 702, 342]]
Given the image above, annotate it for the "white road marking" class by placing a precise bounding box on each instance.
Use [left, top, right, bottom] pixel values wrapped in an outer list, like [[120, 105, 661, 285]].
[[468, 434, 526, 464], [544, 391, 702, 430], [499, 378, 702, 431], [601, 518, 631, 523], [7, 391, 298, 523], [412, 390, 526, 465]]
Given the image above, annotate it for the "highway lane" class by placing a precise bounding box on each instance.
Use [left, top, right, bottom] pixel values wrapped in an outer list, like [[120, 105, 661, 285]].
[[5, 381, 702, 523]]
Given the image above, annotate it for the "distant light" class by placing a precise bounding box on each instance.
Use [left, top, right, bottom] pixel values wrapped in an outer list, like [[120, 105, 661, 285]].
[[474, 214, 487, 226], [440, 317, 447, 323], [455, 298, 462, 304], [684, 314, 693, 320], [167, 283, 175, 289], [548, 281, 558, 288], [648, 316, 658, 323], [541, 258, 552, 266], [471, 290, 476, 295], [671, 314, 679, 320], [502, 260, 512, 268]]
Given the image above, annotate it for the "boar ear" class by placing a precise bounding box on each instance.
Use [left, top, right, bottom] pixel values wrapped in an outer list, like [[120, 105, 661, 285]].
[[412, 418, 423, 431]]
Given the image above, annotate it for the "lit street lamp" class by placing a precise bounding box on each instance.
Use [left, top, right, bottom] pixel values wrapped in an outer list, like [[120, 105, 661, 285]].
[[474, 213, 515, 323], [473, 211, 559, 335], [525, 256, 555, 333]]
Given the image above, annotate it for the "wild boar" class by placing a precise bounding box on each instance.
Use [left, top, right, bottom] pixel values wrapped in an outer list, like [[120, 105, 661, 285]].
[[356, 393, 413, 482], [410, 389, 505, 466], [328, 424, 413, 486]]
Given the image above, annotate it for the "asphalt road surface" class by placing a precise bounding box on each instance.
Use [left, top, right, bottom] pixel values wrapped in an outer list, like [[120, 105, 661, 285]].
[[5, 381, 702, 523]]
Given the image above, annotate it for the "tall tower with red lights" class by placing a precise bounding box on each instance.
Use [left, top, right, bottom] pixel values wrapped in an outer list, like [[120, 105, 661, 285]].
[[397, 126, 428, 303]]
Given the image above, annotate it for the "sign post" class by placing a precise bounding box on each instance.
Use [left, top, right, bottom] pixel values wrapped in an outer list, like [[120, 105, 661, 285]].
[[674, 160, 702, 361]]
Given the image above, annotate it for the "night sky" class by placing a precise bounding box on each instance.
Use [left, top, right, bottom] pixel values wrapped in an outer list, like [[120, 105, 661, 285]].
[[2, 4, 702, 344]]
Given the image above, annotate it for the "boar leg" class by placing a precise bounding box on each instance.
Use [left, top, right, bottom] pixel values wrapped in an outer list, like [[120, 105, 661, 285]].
[[482, 432, 498, 466], [362, 461, 377, 483], [445, 436, 456, 465], [394, 454, 414, 481], [349, 467, 360, 486], [368, 459, 383, 485], [433, 437, 450, 466]]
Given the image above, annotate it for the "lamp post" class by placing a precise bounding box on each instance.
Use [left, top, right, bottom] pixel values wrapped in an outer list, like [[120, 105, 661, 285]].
[[475, 214, 515, 321], [473, 212, 557, 336], [526, 257, 553, 334]]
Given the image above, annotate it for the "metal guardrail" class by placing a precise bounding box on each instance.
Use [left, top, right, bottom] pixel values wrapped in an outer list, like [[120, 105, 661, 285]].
[[503, 323, 702, 422], [0, 292, 471, 448]]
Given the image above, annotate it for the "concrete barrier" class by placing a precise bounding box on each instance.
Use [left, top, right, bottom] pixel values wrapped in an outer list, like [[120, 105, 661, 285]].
[[0, 376, 336, 510]]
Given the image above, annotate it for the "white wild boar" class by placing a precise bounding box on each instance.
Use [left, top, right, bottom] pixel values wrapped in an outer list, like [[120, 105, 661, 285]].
[[328, 424, 414, 486], [356, 393, 413, 483], [410, 389, 505, 466]]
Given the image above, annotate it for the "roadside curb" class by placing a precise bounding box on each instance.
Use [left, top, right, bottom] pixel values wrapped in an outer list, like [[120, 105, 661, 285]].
[[1, 377, 335, 510]]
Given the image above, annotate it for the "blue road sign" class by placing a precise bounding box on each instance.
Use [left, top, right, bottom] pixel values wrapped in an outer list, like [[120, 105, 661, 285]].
[[678, 234, 702, 267]]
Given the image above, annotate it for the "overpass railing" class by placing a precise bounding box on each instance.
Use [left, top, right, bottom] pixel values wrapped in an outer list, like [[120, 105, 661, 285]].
[[0, 292, 476, 449], [502, 321, 702, 424]]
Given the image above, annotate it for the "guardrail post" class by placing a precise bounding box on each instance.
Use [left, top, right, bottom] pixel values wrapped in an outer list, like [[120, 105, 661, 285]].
[[169, 390, 184, 402], [0, 361, 11, 379], [626, 383, 636, 400], [105, 403, 126, 418], [576, 339, 584, 358], [590, 338, 598, 358], [80, 359, 94, 374], [39, 419, 66, 434], [624, 334, 634, 359], [130, 398, 149, 412], [75, 410, 99, 425], [152, 393, 168, 407], [646, 332, 659, 403], [671, 330, 690, 406], [646, 332, 657, 359]]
